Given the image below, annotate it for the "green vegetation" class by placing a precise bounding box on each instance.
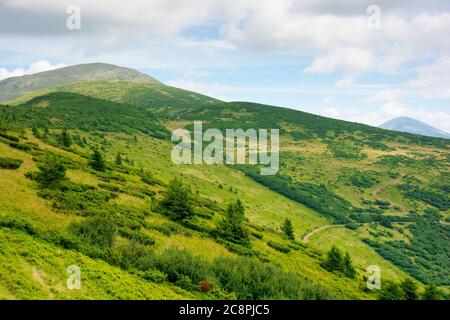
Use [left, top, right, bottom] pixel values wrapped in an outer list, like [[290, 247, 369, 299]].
[[281, 218, 295, 240], [0, 64, 448, 300], [0, 157, 23, 169], [69, 217, 117, 247], [90, 149, 106, 172], [217, 200, 250, 246], [321, 246, 356, 279], [158, 178, 194, 221]]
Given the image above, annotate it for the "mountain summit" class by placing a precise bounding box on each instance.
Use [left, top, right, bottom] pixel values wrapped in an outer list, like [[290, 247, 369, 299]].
[[0, 63, 160, 103], [379, 116, 450, 139]]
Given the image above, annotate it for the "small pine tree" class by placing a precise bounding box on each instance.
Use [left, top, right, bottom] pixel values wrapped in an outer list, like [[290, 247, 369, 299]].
[[90, 149, 106, 172], [61, 130, 72, 147], [422, 284, 441, 300], [160, 178, 193, 221], [401, 278, 418, 300], [35, 155, 67, 187], [281, 218, 295, 240], [322, 246, 344, 273], [217, 199, 249, 245], [115, 152, 122, 166], [342, 252, 356, 278]]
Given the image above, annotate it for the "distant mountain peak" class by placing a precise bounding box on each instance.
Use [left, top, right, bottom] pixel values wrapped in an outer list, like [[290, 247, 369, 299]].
[[380, 116, 450, 139], [0, 62, 160, 103]]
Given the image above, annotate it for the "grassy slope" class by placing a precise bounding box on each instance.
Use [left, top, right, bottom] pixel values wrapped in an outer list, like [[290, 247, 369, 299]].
[[0, 81, 448, 298]]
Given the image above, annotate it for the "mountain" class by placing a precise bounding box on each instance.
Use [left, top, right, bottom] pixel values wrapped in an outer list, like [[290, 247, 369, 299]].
[[0, 63, 448, 300], [0, 62, 160, 103], [380, 116, 450, 139]]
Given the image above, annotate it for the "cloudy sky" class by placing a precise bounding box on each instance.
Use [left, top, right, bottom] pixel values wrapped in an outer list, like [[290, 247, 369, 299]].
[[1, 0, 449, 131]]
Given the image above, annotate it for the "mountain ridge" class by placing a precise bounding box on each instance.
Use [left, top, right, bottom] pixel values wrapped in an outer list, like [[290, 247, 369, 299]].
[[0, 62, 160, 103], [380, 116, 450, 139]]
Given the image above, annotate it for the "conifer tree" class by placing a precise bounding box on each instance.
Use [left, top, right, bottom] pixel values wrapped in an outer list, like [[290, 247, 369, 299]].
[[343, 252, 356, 278], [281, 218, 295, 240], [90, 149, 106, 172], [160, 178, 193, 221], [218, 199, 249, 245]]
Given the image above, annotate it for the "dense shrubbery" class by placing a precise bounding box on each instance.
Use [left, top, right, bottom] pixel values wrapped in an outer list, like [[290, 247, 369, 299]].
[[267, 241, 291, 253], [326, 141, 367, 160], [240, 167, 353, 224], [378, 279, 444, 300], [398, 183, 449, 210], [68, 217, 117, 247], [134, 248, 332, 299], [350, 172, 378, 188], [0, 157, 23, 169], [364, 209, 450, 285], [0, 92, 169, 138]]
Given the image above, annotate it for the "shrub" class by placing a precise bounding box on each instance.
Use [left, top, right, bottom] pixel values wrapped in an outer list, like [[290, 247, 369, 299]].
[[68, 216, 117, 247], [267, 241, 291, 254], [0, 157, 23, 169], [9, 142, 32, 152], [136, 248, 213, 291], [0, 132, 20, 142], [118, 227, 155, 246]]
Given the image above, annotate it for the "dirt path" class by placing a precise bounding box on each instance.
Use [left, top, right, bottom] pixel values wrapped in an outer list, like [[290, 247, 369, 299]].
[[302, 224, 345, 243], [302, 174, 408, 244], [372, 173, 408, 214]]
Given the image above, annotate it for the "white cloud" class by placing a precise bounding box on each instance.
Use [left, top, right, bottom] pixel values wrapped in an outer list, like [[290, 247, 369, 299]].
[[304, 47, 374, 75], [409, 57, 450, 99], [166, 78, 232, 101], [380, 101, 409, 116], [323, 95, 334, 104], [0, 60, 65, 80], [368, 89, 406, 102]]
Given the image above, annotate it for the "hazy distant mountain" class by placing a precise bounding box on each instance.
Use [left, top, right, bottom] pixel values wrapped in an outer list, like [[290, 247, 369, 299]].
[[0, 63, 160, 103], [380, 116, 450, 139]]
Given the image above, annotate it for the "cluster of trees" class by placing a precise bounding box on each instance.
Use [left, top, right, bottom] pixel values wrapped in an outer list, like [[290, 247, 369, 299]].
[[366, 209, 449, 286], [321, 246, 356, 279], [378, 279, 443, 300], [157, 178, 252, 247]]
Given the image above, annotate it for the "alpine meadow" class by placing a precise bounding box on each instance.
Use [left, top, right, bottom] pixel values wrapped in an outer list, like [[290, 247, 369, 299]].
[[0, 63, 448, 301]]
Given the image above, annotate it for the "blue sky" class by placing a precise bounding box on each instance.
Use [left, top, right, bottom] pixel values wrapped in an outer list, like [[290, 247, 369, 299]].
[[0, 0, 449, 131]]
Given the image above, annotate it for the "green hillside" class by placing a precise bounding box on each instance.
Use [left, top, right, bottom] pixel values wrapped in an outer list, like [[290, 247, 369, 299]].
[[0, 64, 448, 300], [0, 63, 160, 103]]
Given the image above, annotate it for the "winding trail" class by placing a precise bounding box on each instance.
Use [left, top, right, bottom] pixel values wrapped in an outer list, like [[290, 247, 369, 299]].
[[372, 173, 408, 214], [301, 173, 407, 244], [302, 224, 345, 244]]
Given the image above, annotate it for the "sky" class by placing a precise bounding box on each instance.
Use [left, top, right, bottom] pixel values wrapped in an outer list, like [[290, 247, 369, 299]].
[[0, 0, 449, 132]]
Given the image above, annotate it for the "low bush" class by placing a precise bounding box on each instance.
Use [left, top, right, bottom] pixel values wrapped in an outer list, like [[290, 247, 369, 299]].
[[0, 157, 23, 169], [68, 216, 117, 247], [267, 240, 291, 253]]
